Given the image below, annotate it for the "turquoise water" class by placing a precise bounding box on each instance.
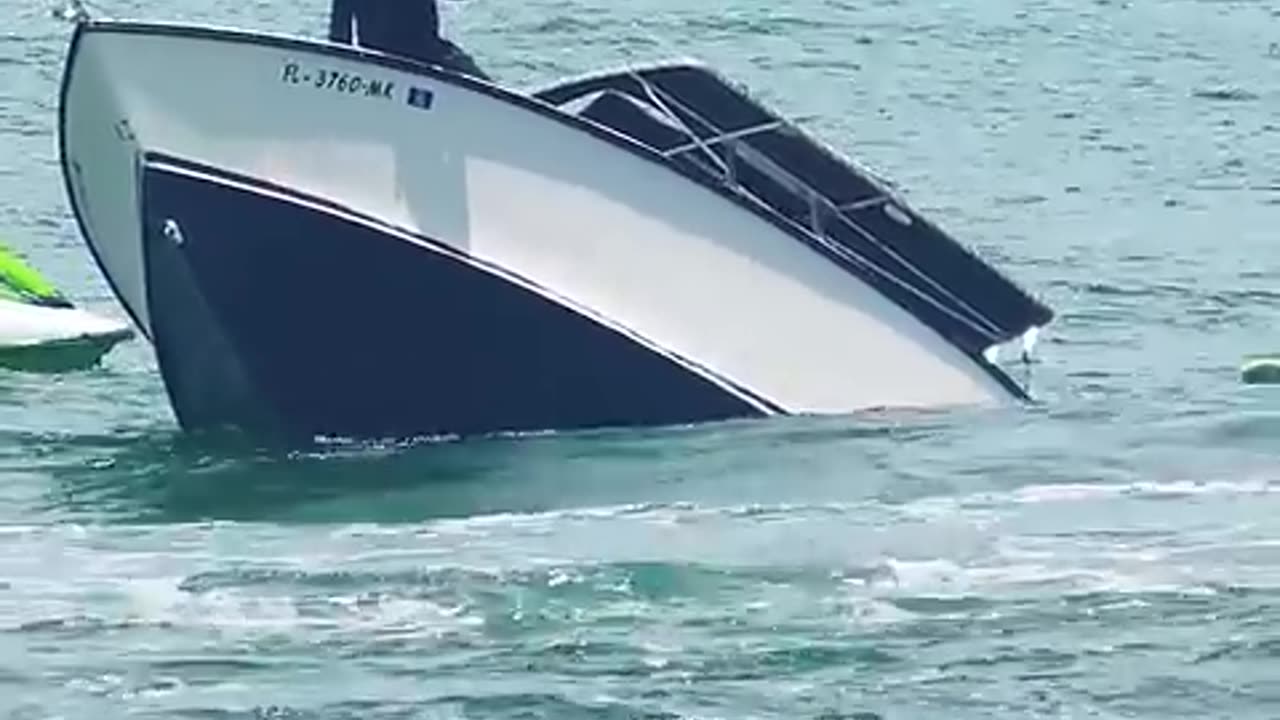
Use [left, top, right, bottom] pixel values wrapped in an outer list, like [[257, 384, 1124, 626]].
[[4, 0, 1280, 716]]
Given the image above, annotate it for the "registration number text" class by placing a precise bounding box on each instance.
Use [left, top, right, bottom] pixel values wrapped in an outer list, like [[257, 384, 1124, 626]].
[[281, 62, 396, 100]]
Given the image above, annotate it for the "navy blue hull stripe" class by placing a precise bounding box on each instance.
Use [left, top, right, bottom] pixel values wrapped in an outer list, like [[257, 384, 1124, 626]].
[[139, 159, 776, 440], [146, 151, 785, 416]]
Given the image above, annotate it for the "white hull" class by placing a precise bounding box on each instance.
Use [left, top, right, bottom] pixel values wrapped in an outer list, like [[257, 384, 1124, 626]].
[[0, 298, 130, 348], [58, 20, 1050, 439]]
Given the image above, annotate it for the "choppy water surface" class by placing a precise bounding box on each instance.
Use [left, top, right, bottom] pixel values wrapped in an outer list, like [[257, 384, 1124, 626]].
[[3, 0, 1280, 717]]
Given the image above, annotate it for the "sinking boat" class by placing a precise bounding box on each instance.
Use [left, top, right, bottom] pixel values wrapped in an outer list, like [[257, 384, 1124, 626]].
[[0, 240, 132, 372], [56, 15, 1053, 441]]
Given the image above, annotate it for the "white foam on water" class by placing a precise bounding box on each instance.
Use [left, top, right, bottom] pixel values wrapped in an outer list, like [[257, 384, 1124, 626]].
[[901, 476, 1280, 522], [830, 594, 920, 626], [102, 574, 490, 642]]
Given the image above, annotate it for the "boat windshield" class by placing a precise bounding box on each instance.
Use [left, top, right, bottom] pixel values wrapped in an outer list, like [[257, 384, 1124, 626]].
[[0, 242, 73, 308]]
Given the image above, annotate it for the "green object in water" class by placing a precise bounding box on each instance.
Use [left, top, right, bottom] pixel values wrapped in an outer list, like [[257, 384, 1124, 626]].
[[0, 240, 72, 308], [1241, 355, 1280, 385]]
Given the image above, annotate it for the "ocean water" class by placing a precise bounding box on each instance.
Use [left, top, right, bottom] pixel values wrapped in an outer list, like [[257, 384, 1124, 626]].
[[2, 0, 1280, 717]]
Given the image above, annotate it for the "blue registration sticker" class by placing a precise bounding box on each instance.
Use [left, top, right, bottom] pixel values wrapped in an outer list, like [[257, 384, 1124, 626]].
[[407, 86, 435, 110]]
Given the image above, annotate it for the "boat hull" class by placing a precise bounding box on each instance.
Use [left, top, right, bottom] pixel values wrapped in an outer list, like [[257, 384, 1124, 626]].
[[140, 156, 763, 439], [58, 20, 1040, 440]]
